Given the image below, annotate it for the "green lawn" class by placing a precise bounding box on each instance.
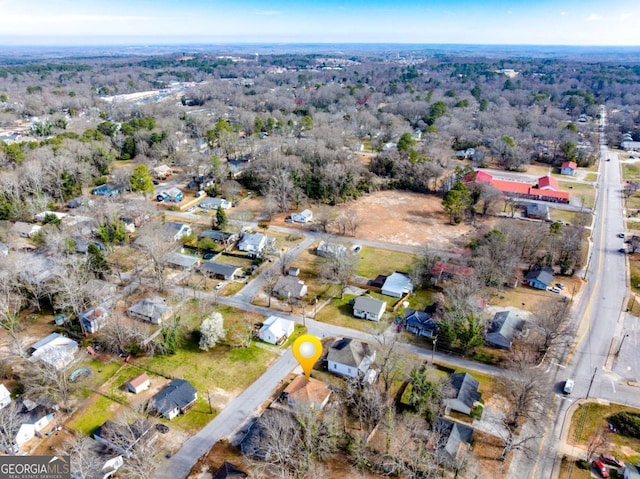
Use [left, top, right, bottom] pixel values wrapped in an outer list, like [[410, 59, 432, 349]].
[[583, 173, 598, 182], [167, 397, 217, 433], [135, 338, 276, 393], [623, 163, 640, 181], [67, 394, 120, 435], [356, 246, 418, 278], [570, 403, 640, 465], [558, 181, 595, 208], [78, 359, 123, 391], [315, 294, 392, 333], [549, 209, 592, 226], [630, 260, 640, 292]]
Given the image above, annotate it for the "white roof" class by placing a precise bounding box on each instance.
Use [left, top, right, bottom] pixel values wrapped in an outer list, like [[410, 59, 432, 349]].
[[260, 316, 294, 337], [29, 333, 78, 369], [0, 383, 10, 401]]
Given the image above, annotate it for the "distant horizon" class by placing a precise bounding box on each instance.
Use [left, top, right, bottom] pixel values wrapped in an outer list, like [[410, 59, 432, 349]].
[[1, 0, 639, 47]]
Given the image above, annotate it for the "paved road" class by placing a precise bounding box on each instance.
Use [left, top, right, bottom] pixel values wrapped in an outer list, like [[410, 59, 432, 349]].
[[517, 108, 636, 479]]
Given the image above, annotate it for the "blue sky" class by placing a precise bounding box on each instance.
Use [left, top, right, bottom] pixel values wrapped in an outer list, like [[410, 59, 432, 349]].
[[1, 0, 639, 46]]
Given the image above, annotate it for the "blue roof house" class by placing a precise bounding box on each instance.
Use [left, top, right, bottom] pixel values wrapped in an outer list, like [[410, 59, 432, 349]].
[[524, 266, 554, 290]]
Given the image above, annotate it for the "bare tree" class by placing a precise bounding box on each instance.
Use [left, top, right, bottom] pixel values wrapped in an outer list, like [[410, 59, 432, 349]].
[[262, 269, 279, 308], [314, 205, 336, 233], [278, 248, 296, 276], [60, 435, 105, 479], [531, 300, 572, 361], [319, 247, 357, 299], [96, 315, 147, 354], [21, 360, 75, 411], [0, 402, 22, 454], [226, 315, 255, 348]]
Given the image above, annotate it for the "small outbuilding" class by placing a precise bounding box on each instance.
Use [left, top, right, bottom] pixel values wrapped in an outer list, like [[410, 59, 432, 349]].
[[127, 373, 151, 394]]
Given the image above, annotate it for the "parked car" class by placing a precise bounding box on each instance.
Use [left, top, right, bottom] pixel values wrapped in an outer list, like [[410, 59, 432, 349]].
[[591, 459, 610, 478], [215, 282, 224, 290], [599, 454, 623, 468], [555, 282, 566, 290], [618, 233, 625, 238], [549, 286, 561, 294], [619, 248, 627, 254], [563, 379, 574, 394], [203, 252, 215, 260]]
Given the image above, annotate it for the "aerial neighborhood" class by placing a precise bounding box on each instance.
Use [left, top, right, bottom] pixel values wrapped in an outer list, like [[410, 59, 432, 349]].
[[0, 43, 639, 479]]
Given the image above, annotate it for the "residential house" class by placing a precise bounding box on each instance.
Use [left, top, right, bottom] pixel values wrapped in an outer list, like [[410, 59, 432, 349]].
[[560, 161, 577, 176], [444, 373, 481, 416], [67, 196, 94, 209], [524, 202, 549, 220], [485, 311, 525, 349], [621, 141, 640, 151], [327, 338, 376, 383], [290, 209, 313, 223], [149, 379, 197, 420], [381, 272, 414, 298], [92, 184, 120, 197], [353, 296, 387, 321], [28, 333, 78, 370], [163, 252, 201, 270], [152, 164, 172, 179], [14, 402, 56, 449], [316, 240, 347, 258], [241, 410, 277, 459], [433, 418, 474, 463], [282, 376, 331, 410], [288, 267, 300, 277], [200, 261, 242, 280], [199, 230, 238, 245], [126, 373, 151, 394], [273, 275, 308, 299], [156, 187, 183, 203], [430, 261, 473, 284], [93, 419, 156, 457], [625, 464, 640, 479], [0, 383, 11, 409], [79, 305, 109, 334], [162, 222, 192, 242], [212, 461, 248, 479], [127, 297, 171, 325], [35, 211, 67, 222], [404, 309, 439, 338], [524, 266, 554, 290], [259, 316, 295, 345], [12, 221, 42, 238], [238, 232, 267, 257], [200, 197, 232, 210]]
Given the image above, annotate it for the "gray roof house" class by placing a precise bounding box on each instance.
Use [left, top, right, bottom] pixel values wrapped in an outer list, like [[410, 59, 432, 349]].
[[353, 296, 387, 322], [381, 272, 414, 298], [127, 297, 170, 325], [200, 197, 232, 210], [486, 311, 525, 349], [162, 222, 192, 242], [238, 232, 267, 257], [434, 418, 473, 462], [241, 410, 278, 459], [273, 276, 308, 299], [327, 338, 376, 383], [290, 209, 313, 223], [524, 202, 549, 220], [79, 305, 109, 334], [444, 373, 481, 416], [163, 252, 201, 270], [28, 333, 78, 370], [212, 461, 248, 479], [404, 309, 439, 338], [316, 241, 347, 258], [93, 419, 156, 457], [150, 379, 197, 420], [524, 266, 554, 290], [200, 261, 242, 280], [199, 230, 238, 245]]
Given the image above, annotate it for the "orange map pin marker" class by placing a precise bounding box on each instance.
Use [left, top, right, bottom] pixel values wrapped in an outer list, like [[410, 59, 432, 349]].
[[292, 334, 322, 379]]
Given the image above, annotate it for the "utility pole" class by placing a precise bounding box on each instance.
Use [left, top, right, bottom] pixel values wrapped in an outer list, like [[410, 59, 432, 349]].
[[431, 337, 438, 365], [586, 367, 598, 399], [616, 334, 629, 356]]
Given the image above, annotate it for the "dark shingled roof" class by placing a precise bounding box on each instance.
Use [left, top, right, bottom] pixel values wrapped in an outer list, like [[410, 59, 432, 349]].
[[150, 379, 196, 417], [448, 373, 481, 410]]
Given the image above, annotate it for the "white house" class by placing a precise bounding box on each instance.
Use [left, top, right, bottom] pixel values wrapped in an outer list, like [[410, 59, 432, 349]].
[[79, 305, 109, 334], [259, 316, 295, 345], [353, 296, 387, 321], [381, 272, 413, 298], [0, 383, 11, 409], [327, 338, 376, 382], [290, 209, 313, 223], [127, 297, 170, 325], [15, 404, 56, 448], [238, 232, 267, 257], [162, 222, 192, 242], [200, 197, 232, 210], [29, 333, 78, 370]]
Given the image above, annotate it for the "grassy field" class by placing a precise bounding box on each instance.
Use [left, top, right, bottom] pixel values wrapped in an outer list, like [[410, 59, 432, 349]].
[[356, 246, 418, 278], [570, 402, 640, 465], [630, 259, 640, 293], [314, 293, 392, 333], [558, 181, 596, 208], [67, 394, 121, 435], [583, 173, 598, 182], [167, 396, 216, 433], [549, 209, 592, 226], [623, 163, 640, 181]]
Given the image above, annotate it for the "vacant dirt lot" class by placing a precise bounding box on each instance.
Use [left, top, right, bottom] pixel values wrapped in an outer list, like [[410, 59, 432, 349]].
[[233, 190, 480, 250]]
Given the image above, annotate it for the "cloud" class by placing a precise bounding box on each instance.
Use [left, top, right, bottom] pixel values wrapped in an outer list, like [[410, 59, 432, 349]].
[[253, 10, 281, 16], [620, 13, 633, 20], [560, 11, 567, 16], [587, 13, 602, 21]]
